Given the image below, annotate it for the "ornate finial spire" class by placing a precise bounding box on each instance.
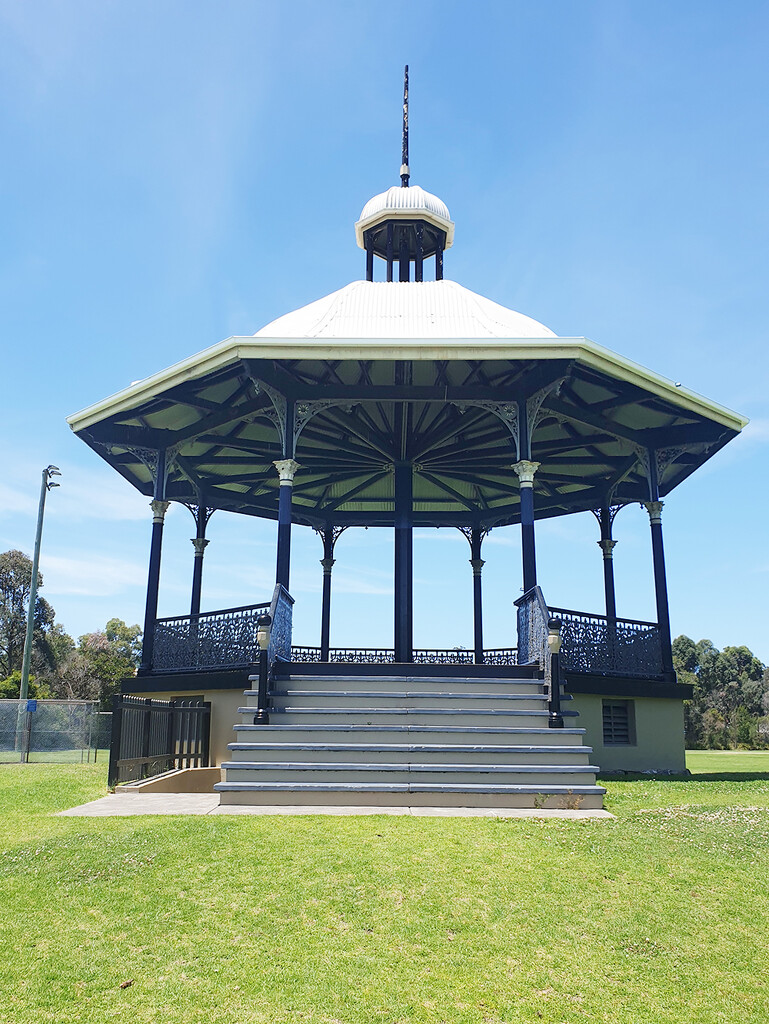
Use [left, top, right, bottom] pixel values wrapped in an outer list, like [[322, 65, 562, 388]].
[[400, 65, 410, 187]]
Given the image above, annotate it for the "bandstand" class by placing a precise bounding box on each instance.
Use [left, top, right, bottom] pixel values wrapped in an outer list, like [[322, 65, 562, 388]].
[[69, 79, 746, 807]]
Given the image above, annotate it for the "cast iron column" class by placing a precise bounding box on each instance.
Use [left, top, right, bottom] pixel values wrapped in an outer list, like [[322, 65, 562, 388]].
[[596, 506, 618, 621], [469, 526, 485, 664], [643, 499, 674, 675], [274, 459, 300, 590], [189, 506, 212, 617], [320, 529, 335, 661], [513, 460, 540, 593], [394, 462, 413, 663], [140, 450, 168, 673]]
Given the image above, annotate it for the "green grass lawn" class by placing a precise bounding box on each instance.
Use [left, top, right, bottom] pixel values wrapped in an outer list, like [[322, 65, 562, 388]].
[[1, 756, 768, 1024]]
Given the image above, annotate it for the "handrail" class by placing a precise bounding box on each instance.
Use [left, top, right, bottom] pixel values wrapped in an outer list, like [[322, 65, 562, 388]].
[[548, 606, 658, 629], [155, 602, 269, 624]]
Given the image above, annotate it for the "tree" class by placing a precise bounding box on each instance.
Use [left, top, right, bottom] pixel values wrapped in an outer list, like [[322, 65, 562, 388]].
[[675, 634, 769, 749], [0, 549, 69, 678], [75, 619, 142, 707]]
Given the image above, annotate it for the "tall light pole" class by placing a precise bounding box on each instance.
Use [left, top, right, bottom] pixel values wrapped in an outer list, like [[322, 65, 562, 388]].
[[19, 465, 61, 702]]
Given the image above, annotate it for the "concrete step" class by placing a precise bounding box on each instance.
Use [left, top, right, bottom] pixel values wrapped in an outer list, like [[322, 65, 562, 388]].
[[220, 762, 599, 785], [242, 708, 578, 727], [226, 742, 594, 765], [214, 781, 606, 810], [262, 690, 549, 711], [232, 724, 587, 745], [256, 675, 545, 695]]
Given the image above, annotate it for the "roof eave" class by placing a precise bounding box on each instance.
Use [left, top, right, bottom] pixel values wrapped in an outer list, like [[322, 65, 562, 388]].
[[66, 335, 748, 435]]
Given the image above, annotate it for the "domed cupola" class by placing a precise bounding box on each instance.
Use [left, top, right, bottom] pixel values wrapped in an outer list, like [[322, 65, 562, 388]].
[[354, 67, 454, 283]]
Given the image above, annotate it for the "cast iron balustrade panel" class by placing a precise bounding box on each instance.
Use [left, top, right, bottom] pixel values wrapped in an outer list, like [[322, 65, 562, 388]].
[[289, 647, 518, 665], [549, 607, 663, 679], [268, 586, 294, 665], [152, 603, 270, 672], [515, 587, 551, 681]]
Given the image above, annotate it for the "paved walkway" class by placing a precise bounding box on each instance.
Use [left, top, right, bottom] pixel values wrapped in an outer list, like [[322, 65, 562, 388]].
[[57, 794, 613, 818]]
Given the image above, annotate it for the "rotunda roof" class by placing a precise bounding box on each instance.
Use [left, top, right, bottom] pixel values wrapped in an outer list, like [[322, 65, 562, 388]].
[[254, 280, 556, 340], [355, 184, 455, 250]]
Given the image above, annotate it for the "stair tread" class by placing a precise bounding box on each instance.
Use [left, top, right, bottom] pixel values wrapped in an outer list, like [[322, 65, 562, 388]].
[[266, 690, 547, 700], [215, 782, 607, 794], [222, 761, 599, 772], [244, 707, 577, 717], [233, 724, 586, 734], [228, 742, 592, 753]]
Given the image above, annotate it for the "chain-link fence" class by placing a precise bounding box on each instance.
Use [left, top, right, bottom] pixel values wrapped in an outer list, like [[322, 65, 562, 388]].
[[0, 700, 111, 764]]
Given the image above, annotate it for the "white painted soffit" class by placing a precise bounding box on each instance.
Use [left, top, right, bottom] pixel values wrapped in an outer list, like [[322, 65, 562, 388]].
[[66, 335, 748, 434]]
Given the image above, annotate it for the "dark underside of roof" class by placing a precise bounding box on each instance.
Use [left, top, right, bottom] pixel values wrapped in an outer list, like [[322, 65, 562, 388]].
[[76, 355, 738, 529]]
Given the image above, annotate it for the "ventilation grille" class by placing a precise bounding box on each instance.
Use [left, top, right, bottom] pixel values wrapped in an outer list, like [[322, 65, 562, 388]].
[[602, 700, 634, 745]]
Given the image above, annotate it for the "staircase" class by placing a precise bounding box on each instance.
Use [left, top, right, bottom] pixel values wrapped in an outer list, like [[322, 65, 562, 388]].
[[214, 664, 605, 809]]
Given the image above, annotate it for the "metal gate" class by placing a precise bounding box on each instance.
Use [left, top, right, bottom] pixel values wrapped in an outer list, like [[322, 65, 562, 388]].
[[108, 695, 211, 787]]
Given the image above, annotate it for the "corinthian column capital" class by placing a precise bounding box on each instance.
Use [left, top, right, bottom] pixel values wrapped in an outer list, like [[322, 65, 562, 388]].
[[150, 499, 170, 523], [512, 460, 540, 486], [643, 500, 664, 524], [469, 557, 485, 578], [273, 459, 301, 485], [597, 538, 618, 558], [191, 537, 210, 556]]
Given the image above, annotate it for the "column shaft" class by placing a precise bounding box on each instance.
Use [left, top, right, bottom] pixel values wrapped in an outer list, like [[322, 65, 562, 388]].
[[520, 485, 537, 593], [470, 527, 484, 664], [276, 484, 293, 589], [598, 508, 617, 621], [394, 462, 413, 663], [320, 531, 335, 661], [274, 456, 299, 592], [646, 502, 674, 674], [140, 451, 167, 673]]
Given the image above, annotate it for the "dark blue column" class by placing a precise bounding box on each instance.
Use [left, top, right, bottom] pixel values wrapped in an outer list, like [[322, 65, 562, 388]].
[[597, 506, 618, 621], [394, 462, 413, 663], [470, 526, 485, 663], [274, 459, 299, 590], [644, 498, 674, 674], [320, 528, 335, 661], [140, 450, 167, 673], [189, 507, 211, 617], [513, 460, 540, 593]]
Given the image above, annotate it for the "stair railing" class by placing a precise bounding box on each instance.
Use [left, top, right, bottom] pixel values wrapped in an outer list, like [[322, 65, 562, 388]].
[[514, 586, 564, 729], [251, 584, 295, 725]]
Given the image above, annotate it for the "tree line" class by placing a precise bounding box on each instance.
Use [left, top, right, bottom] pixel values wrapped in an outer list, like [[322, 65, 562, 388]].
[[673, 635, 769, 749], [0, 549, 141, 709]]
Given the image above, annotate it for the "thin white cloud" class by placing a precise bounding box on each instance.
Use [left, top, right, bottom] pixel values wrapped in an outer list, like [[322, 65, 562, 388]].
[[39, 552, 147, 597]]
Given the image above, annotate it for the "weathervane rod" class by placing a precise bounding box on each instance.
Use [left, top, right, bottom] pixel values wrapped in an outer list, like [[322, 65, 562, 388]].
[[400, 64, 410, 186]]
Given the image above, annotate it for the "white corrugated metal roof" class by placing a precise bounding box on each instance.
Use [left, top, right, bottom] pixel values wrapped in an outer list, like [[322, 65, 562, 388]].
[[253, 281, 557, 340], [359, 184, 450, 222], [355, 184, 455, 249]]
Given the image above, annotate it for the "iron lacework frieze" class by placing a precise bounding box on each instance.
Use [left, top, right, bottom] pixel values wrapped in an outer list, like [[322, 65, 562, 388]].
[[549, 606, 664, 679]]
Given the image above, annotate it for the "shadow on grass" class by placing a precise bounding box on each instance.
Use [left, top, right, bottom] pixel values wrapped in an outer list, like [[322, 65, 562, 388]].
[[598, 772, 769, 783]]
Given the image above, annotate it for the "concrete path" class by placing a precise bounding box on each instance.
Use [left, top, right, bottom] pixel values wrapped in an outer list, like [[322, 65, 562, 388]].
[[57, 793, 613, 818]]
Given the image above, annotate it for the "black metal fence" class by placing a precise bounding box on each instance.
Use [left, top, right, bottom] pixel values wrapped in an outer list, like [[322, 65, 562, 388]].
[[108, 696, 210, 788]]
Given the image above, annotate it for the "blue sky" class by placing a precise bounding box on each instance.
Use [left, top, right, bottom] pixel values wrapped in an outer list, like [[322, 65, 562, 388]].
[[1, 1, 767, 661]]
